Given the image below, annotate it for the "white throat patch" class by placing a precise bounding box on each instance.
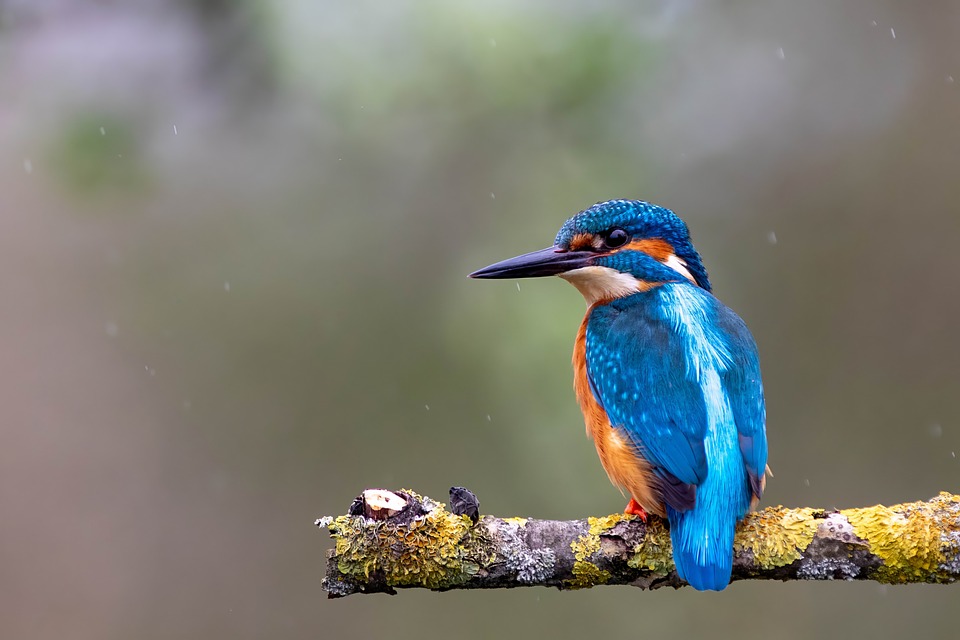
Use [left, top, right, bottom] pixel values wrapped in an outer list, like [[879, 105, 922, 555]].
[[559, 266, 644, 305]]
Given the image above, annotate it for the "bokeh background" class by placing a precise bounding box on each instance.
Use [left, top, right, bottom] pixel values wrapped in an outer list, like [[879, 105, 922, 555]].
[[3, 1, 959, 638]]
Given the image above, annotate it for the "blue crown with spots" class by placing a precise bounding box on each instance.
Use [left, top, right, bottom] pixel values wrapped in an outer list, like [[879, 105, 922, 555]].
[[555, 200, 712, 291]]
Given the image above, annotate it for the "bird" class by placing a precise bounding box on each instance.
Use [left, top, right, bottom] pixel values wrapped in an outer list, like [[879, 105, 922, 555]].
[[469, 199, 767, 591]]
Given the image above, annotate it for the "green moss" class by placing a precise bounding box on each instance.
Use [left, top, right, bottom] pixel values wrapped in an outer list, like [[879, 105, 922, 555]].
[[735, 506, 819, 569]]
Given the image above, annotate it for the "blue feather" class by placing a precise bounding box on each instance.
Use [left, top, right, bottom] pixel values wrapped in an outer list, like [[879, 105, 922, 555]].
[[585, 282, 764, 591], [717, 307, 768, 499]]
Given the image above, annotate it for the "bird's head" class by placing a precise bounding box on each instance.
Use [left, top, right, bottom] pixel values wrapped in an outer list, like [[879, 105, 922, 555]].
[[470, 200, 711, 304]]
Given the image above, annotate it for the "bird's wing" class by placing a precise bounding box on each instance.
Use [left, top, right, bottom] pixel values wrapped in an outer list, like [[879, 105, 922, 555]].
[[585, 302, 708, 512], [716, 306, 768, 500]]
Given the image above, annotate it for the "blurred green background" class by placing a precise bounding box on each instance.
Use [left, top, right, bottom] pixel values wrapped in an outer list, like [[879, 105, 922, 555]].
[[2, 1, 959, 638]]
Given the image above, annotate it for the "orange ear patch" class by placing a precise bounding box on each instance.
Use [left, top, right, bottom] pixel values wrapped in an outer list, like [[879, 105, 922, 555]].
[[621, 237, 676, 260]]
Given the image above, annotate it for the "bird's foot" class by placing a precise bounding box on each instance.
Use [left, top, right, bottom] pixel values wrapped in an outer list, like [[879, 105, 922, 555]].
[[624, 498, 648, 522]]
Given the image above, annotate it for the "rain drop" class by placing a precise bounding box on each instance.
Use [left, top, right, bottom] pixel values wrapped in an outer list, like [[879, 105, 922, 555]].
[[776, 47, 785, 60], [928, 423, 943, 438], [768, 231, 778, 245], [105, 322, 119, 338], [890, 27, 896, 39], [173, 124, 178, 136], [100, 126, 106, 135], [23, 159, 32, 174], [224, 281, 231, 292]]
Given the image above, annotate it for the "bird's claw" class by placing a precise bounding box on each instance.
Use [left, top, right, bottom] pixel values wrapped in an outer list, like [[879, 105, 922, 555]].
[[624, 498, 648, 522]]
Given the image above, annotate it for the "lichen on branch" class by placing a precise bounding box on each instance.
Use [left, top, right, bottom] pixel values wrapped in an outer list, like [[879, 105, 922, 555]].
[[317, 489, 960, 597]]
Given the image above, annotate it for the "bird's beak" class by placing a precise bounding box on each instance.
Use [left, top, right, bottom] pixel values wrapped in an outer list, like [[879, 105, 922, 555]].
[[469, 246, 594, 279]]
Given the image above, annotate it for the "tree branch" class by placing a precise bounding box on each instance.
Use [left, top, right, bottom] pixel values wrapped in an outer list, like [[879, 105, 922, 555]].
[[316, 489, 960, 597]]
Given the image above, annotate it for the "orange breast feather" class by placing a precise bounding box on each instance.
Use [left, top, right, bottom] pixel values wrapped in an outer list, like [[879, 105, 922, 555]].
[[573, 311, 664, 516]]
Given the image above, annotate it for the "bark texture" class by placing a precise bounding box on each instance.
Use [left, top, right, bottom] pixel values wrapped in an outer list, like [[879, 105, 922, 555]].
[[317, 489, 960, 597]]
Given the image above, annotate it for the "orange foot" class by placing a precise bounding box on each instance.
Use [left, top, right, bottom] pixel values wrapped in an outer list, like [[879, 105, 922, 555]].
[[624, 498, 648, 522]]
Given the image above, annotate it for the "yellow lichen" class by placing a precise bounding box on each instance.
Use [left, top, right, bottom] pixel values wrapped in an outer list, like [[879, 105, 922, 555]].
[[588, 513, 631, 534], [569, 561, 611, 588], [628, 517, 673, 575], [322, 491, 960, 592], [327, 496, 483, 590], [565, 514, 629, 588], [844, 493, 960, 584], [570, 528, 601, 562], [570, 514, 628, 562], [735, 506, 819, 569]]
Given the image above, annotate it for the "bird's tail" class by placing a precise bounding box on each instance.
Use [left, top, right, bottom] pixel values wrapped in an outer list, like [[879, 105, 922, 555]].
[[666, 504, 736, 591]]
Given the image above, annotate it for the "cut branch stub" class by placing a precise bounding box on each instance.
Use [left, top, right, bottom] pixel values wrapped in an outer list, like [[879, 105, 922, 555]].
[[355, 489, 408, 521]]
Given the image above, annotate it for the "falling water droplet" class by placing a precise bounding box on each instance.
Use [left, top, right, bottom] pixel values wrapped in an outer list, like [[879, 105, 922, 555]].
[[768, 231, 778, 244], [100, 126, 106, 135], [224, 282, 231, 292], [776, 47, 785, 60]]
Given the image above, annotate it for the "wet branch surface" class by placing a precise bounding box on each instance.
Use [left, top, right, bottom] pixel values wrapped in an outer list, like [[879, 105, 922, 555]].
[[317, 489, 960, 597]]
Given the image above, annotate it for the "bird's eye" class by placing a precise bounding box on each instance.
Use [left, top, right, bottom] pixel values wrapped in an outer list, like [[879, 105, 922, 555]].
[[604, 229, 628, 249]]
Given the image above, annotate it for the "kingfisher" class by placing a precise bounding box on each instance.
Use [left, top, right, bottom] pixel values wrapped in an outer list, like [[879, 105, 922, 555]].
[[470, 199, 767, 591]]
